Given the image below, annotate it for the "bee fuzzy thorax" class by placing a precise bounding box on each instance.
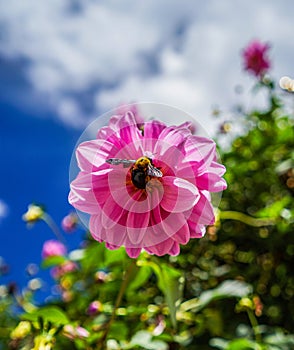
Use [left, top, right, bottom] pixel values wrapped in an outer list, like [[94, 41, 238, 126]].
[[135, 157, 152, 168]]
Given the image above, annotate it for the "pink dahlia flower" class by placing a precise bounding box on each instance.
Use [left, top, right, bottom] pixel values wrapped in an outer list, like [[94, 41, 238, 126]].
[[242, 39, 271, 78], [69, 112, 226, 258], [42, 240, 67, 259]]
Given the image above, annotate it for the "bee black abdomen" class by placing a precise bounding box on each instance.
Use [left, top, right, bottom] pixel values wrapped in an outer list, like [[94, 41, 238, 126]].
[[131, 169, 147, 189]]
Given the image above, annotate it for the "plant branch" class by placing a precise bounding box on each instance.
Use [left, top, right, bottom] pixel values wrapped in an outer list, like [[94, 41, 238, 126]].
[[42, 213, 67, 245], [220, 211, 275, 227], [97, 259, 137, 349]]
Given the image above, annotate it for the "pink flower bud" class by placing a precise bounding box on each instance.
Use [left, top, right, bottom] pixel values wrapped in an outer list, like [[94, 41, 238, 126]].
[[61, 213, 78, 233], [87, 300, 102, 315], [42, 240, 66, 259]]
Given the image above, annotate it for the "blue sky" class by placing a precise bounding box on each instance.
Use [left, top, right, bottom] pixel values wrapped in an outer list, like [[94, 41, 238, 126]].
[[0, 0, 293, 297]]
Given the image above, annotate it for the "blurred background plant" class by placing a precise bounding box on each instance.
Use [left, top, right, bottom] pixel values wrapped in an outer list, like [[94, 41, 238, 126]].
[[0, 41, 293, 350]]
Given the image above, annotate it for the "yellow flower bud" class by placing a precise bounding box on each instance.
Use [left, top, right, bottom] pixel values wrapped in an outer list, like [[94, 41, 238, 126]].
[[237, 297, 254, 311], [22, 204, 44, 223], [10, 321, 31, 339], [32, 334, 54, 350]]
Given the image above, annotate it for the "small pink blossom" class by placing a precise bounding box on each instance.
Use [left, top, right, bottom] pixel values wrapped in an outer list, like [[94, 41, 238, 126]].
[[61, 212, 78, 232], [242, 39, 271, 78], [63, 325, 89, 340], [51, 261, 77, 279], [69, 112, 226, 258], [42, 240, 66, 259], [94, 270, 110, 283]]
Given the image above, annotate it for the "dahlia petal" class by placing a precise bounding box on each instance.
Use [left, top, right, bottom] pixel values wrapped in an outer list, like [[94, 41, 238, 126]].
[[90, 212, 128, 247], [118, 112, 141, 135], [188, 193, 215, 225], [126, 247, 142, 258], [107, 225, 127, 247], [177, 158, 226, 184], [76, 140, 119, 172], [158, 125, 191, 147], [89, 213, 104, 241], [143, 120, 167, 139], [155, 126, 191, 156], [97, 113, 131, 137], [172, 222, 190, 244], [101, 194, 125, 229], [168, 241, 180, 256], [142, 120, 166, 152], [127, 210, 150, 245], [145, 238, 174, 256], [97, 113, 144, 158], [151, 210, 187, 246], [188, 221, 206, 238], [69, 172, 101, 214], [210, 161, 227, 176], [96, 125, 113, 140], [196, 171, 227, 192], [161, 176, 200, 213], [105, 242, 120, 250], [114, 112, 144, 155], [150, 203, 162, 228], [183, 136, 216, 170], [156, 145, 185, 171], [101, 186, 146, 230], [91, 171, 115, 207]]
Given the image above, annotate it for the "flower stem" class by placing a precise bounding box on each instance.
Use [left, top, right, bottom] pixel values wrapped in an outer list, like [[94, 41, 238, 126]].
[[98, 259, 137, 349], [220, 211, 275, 227], [42, 213, 67, 245], [247, 309, 262, 343]]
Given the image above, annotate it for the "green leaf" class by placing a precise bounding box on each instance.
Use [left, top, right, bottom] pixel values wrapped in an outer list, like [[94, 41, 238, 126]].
[[148, 261, 184, 329], [104, 246, 126, 266], [126, 265, 152, 295], [128, 330, 168, 350], [108, 321, 128, 341], [264, 331, 294, 347], [257, 197, 291, 219], [21, 306, 70, 325], [209, 337, 229, 350], [41, 255, 67, 268], [181, 280, 252, 313], [80, 243, 105, 272], [226, 338, 260, 350]]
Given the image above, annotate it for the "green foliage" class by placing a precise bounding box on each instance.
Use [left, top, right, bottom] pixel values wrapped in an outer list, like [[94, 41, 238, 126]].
[[22, 306, 70, 325]]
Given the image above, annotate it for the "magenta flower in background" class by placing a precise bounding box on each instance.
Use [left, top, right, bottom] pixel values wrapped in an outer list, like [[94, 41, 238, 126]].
[[87, 300, 102, 315], [69, 112, 226, 258], [242, 39, 271, 78], [42, 240, 66, 259]]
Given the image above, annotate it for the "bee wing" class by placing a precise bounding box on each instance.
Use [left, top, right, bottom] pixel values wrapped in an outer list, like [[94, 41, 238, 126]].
[[106, 158, 136, 167], [147, 164, 163, 178]]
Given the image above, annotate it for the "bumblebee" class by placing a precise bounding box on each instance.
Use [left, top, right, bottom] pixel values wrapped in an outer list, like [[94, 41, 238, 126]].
[[106, 156, 162, 189]]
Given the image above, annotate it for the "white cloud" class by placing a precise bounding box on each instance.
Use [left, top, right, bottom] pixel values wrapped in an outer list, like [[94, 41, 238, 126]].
[[0, 200, 9, 222], [0, 0, 293, 130]]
